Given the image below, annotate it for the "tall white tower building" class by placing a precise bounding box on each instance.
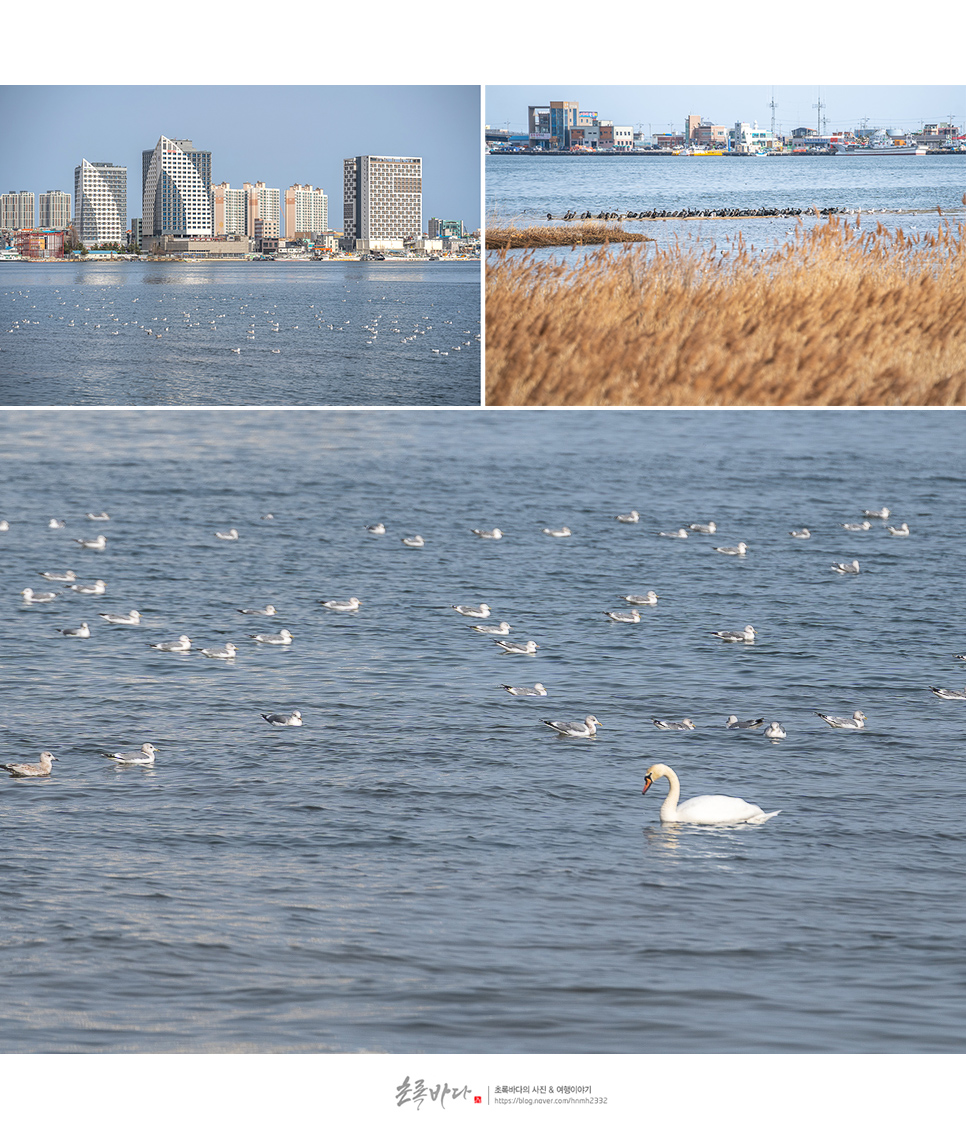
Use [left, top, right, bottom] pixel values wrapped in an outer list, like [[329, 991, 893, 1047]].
[[142, 137, 212, 240], [343, 156, 422, 252], [73, 160, 127, 246]]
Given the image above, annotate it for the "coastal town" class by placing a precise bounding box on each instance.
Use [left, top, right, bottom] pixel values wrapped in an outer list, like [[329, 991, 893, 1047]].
[[487, 100, 966, 156], [1, 137, 480, 262]]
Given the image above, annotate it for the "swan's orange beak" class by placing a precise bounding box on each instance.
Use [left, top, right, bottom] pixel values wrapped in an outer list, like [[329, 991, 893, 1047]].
[[642, 776, 653, 796]]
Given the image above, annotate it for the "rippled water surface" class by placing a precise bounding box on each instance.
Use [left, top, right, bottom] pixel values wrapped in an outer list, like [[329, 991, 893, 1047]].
[[2, 408, 965, 1053], [0, 261, 481, 406]]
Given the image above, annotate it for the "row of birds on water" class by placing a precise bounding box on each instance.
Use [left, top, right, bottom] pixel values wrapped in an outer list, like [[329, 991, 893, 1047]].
[[540, 206, 845, 222], [6, 501, 964, 824]]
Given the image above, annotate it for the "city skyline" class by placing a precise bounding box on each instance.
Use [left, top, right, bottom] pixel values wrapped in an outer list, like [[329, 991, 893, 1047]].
[[0, 86, 481, 234], [486, 85, 966, 139]]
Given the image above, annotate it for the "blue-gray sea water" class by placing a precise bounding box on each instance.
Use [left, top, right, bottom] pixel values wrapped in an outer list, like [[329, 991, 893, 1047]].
[[0, 261, 481, 406], [2, 407, 966, 1054], [487, 153, 966, 262]]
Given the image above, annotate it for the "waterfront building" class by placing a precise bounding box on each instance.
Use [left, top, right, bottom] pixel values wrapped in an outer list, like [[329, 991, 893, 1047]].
[[39, 190, 71, 229], [212, 182, 250, 236], [73, 160, 127, 246], [13, 229, 66, 259], [528, 101, 580, 149], [343, 156, 422, 252], [731, 122, 779, 153], [284, 184, 328, 240], [1, 190, 35, 231], [141, 137, 212, 247], [243, 182, 280, 240], [131, 218, 142, 249], [428, 218, 463, 239]]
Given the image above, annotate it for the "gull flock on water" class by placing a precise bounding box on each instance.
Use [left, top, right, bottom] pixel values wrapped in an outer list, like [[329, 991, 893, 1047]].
[[3, 501, 955, 827]]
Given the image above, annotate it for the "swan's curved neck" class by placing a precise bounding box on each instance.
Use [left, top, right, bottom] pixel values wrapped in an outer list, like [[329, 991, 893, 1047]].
[[659, 769, 681, 821]]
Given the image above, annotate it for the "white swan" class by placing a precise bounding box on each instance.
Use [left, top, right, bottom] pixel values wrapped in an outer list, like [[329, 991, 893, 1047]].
[[642, 763, 780, 824]]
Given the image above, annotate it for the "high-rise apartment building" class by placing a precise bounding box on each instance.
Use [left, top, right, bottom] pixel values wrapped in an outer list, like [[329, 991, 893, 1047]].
[[1, 190, 36, 231], [428, 218, 463, 239], [39, 190, 71, 230], [142, 137, 212, 241], [343, 156, 422, 252], [73, 160, 127, 246], [212, 182, 249, 236], [244, 182, 280, 239], [284, 184, 328, 239]]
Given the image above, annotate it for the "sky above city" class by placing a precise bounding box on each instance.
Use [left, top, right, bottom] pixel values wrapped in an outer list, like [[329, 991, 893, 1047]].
[[486, 86, 966, 138], [0, 86, 481, 232]]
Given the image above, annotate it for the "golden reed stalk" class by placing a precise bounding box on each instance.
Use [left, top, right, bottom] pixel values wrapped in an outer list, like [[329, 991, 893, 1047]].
[[485, 215, 966, 405]]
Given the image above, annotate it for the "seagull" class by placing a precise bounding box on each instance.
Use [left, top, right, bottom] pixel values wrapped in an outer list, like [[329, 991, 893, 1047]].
[[21, 588, 58, 603], [237, 605, 277, 615], [621, 591, 658, 606], [57, 622, 91, 637], [659, 529, 689, 539], [542, 715, 601, 737], [150, 635, 192, 651], [471, 528, 503, 539], [261, 710, 303, 726], [104, 744, 157, 765], [886, 523, 910, 536], [842, 521, 872, 531], [789, 528, 811, 539], [863, 508, 890, 519], [472, 621, 512, 634], [39, 570, 76, 581], [74, 535, 107, 550], [689, 522, 717, 533], [199, 643, 237, 659], [764, 722, 787, 739], [68, 579, 106, 595], [502, 683, 547, 696], [651, 718, 696, 730], [401, 535, 425, 547], [321, 597, 361, 611], [714, 542, 747, 555], [250, 629, 293, 645], [366, 523, 386, 535], [495, 639, 538, 654], [100, 611, 140, 624], [0, 520, 7, 531], [725, 716, 764, 729], [85, 512, 110, 521], [215, 529, 239, 540], [3, 751, 57, 777], [831, 560, 860, 574], [712, 625, 756, 643], [605, 609, 641, 623], [815, 710, 867, 729], [929, 687, 966, 700], [48, 519, 66, 529], [616, 511, 640, 523], [542, 526, 572, 537], [453, 603, 490, 618]]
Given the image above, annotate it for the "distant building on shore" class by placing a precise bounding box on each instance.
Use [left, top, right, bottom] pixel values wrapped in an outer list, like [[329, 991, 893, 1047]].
[[39, 190, 71, 229], [1, 189, 35, 231], [285, 184, 328, 240], [141, 137, 212, 251], [74, 160, 127, 246], [343, 155, 422, 252]]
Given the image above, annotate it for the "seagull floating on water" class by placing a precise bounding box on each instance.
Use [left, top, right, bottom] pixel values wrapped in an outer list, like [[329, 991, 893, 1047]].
[[57, 622, 91, 637], [863, 508, 890, 519], [48, 519, 65, 529], [100, 611, 140, 624], [74, 535, 107, 550], [765, 722, 787, 739], [471, 528, 503, 539], [39, 570, 75, 581], [3, 751, 57, 778], [714, 542, 747, 555], [496, 639, 538, 654], [261, 710, 303, 726], [104, 744, 157, 765], [605, 609, 640, 623], [542, 715, 601, 737], [542, 526, 572, 537], [712, 625, 756, 643], [86, 512, 110, 521], [251, 629, 293, 645], [616, 511, 640, 523], [929, 686, 966, 700], [21, 587, 57, 603], [725, 716, 763, 730], [659, 529, 688, 539], [651, 718, 696, 731], [150, 635, 192, 652], [215, 529, 239, 540], [502, 682, 547, 696], [452, 603, 490, 618], [199, 643, 237, 659], [237, 605, 277, 615], [621, 591, 658, 606], [887, 523, 910, 536], [816, 710, 867, 729], [689, 522, 717, 534], [322, 597, 361, 612], [401, 535, 425, 547], [831, 560, 860, 574], [366, 523, 386, 535], [842, 521, 872, 531], [789, 528, 811, 539], [472, 621, 511, 635], [68, 579, 106, 595]]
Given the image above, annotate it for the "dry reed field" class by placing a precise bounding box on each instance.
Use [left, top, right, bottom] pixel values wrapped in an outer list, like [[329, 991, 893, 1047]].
[[485, 214, 966, 405], [486, 221, 654, 249]]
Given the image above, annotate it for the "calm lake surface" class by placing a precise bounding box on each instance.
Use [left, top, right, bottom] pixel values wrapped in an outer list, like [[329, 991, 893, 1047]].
[[487, 153, 966, 261], [0, 261, 481, 406], [2, 407, 966, 1053]]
